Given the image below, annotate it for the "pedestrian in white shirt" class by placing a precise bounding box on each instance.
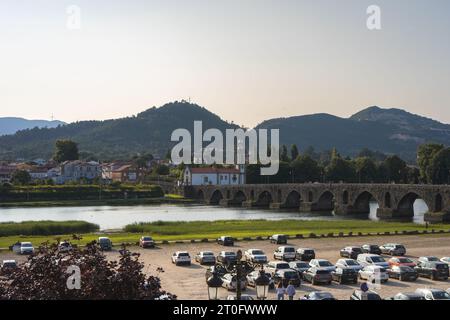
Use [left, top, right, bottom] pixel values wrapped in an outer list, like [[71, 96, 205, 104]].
[[276, 282, 285, 300]]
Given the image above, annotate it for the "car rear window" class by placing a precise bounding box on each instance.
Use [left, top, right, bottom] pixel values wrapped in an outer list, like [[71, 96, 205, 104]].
[[284, 247, 295, 252], [318, 260, 333, 267], [284, 271, 298, 278], [143, 237, 153, 241], [203, 252, 214, 256], [315, 270, 330, 275], [371, 256, 385, 263], [179, 253, 189, 257], [277, 263, 290, 269], [435, 263, 448, 270], [346, 260, 358, 266], [225, 252, 235, 256], [304, 250, 314, 254]]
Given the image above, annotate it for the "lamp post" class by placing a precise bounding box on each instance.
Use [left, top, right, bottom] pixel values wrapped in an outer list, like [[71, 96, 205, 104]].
[[206, 271, 223, 300], [235, 250, 243, 300], [254, 266, 270, 300]]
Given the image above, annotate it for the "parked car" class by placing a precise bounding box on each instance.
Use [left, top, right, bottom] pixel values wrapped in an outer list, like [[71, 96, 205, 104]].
[[217, 236, 234, 246], [269, 234, 287, 244], [415, 288, 450, 300], [379, 243, 406, 256], [303, 268, 332, 285], [388, 257, 416, 268], [273, 246, 296, 261], [265, 261, 291, 276], [332, 267, 358, 284], [289, 260, 310, 275], [302, 291, 336, 300], [139, 236, 155, 248], [273, 269, 301, 287], [440, 257, 450, 265], [357, 254, 389, 268], [0, 260, 18, 274], [414, 261, 449, 280], [205, 265, 227, 280], [217, 251, 238, 264], [358, 265, 389, 283], [350, 289, 382, 300], [195, 251, 216, 265], [12, 242, 35, 255], [221, 273, 247, 291], [361, 244, 382, 255], [226, 294, 253, 300], [418, 256, 440, 264], [246, 270, 275, 289], [58, 241, 73, 252], [389, 292, 425, 300], [387, 266, 418, 281], [98, 237, 112, 251], [335, 258, 363, 271], [295, 248, 315, 261], [309, 259, 336, 272], [340, 246, 363, 259], [171, 251, 191, 266], [244, 249, 268, 264]]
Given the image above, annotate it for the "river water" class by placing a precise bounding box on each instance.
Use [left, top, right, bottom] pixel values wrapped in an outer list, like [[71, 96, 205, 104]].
[[0, 200, 429, 230]]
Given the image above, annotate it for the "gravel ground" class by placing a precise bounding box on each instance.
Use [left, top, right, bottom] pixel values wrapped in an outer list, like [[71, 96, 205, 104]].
[[1, 234, 449, 300]]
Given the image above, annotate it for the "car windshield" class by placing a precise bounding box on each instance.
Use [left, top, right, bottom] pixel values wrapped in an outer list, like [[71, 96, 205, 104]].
[[398, 258, 411, 263], [371, 256, 385, 263], [143, 237, 153, 241], [284, 247, 295, 252], [203, 252, 214, 256], [178, 253, 189, 257], [296, 262, 308, 268], [433, 291, 450, 299], [252, 250, 264, 255], [99, 238, 110, 243], [435, 264, 448, 270], [224, 237, 232, 241], [425, 257, 439, 261], [278, 236, 287, 240], [284, 271, 298, 278], [345, 260, 358, 266], [398, 266, 413, 272], [395, 245, 405, 249], [342, 268, 355, 274], [352, 248, 362, 252], [369, 245, 379, 249], [315, 270, 330, 275], [21, 243, 32, 247], [303, 250, 314, 254], [277, 263, 290, 269], [318, 261, 332, 267]]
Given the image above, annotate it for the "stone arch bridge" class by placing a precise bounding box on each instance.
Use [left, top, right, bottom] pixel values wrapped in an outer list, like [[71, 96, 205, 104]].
[[184, 183, 450, 223]]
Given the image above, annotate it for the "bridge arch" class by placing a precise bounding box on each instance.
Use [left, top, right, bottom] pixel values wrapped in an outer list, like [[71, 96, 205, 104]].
[[384, 192, 392, 208], [396, 192, 430, 219], [232, 190, 247, 205], [283, 190, 302, 209], [256, 190, 273, 207], [209, 190, 224, 205], [352, 191, 379, 214], [314, 190, 335, 211], [197, 189, 205, 202]]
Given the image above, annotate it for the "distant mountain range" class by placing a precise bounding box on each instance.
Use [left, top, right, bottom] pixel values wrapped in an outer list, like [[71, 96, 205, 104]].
[[0, 117, 66, 136], [0, 102, 448, 162]]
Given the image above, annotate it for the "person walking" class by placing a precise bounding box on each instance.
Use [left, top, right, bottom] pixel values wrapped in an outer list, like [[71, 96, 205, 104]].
[[286, 281, 296, 300], [276, 282, 285, 300]]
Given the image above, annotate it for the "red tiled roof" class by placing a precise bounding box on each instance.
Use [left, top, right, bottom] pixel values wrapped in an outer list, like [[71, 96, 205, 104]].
[[190, 167, 240, 174]]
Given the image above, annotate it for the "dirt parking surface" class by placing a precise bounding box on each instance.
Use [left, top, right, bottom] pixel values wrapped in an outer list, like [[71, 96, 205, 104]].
[[2, 234, 449, 300]]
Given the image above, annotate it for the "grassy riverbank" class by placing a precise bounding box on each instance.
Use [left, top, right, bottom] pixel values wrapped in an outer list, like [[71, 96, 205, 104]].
[[1, 219, 449, 248], [0, 221, 99, 237]]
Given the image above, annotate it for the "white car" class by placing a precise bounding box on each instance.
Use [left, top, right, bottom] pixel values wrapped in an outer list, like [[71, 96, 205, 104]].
[[12, 242, 34, 255], [171, 251, 191, 266], [358, 265, 389, 283], [335, 258, 363, 271], [415, 288, 450, 300], [244, 249, 268, 264], [309, 259, 336, 272], [58, 241, 73, 252], [418, 256, 439, 264], [440, 257, 450, 265], [221, 273, 247, 291], [273, 246, 296, 261], [265, 261, 291, 275], [357, 254, 389, 268], [289, 260, 310, 274]]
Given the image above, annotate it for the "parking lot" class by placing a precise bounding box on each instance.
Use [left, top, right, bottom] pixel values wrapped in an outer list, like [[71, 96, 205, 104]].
[[1, 234, 449, 300]]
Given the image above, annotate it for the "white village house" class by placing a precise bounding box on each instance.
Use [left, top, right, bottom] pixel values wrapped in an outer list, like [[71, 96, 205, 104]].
[[183, 165, 245, 186]]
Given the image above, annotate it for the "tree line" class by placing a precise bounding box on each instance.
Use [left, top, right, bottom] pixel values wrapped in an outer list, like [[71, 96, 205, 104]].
[[247, 143, 450, 185]]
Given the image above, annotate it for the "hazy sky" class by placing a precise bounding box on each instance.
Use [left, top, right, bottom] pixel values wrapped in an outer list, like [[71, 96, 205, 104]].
[[1, 0, 450, 127]]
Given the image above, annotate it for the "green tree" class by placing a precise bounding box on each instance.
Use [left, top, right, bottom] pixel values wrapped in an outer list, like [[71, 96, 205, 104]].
[[383, 155, 407, 183], [324, 152, 356, 183], [290, 155, 321, 183], [417, 143, 444, 183], [428, 147, 450, 184], [153, 164, 170, 175], [11, 170, 32, 185], [290, 144, 299, 161], [353, 157, 378, 183], [53, 140, 79, 163]]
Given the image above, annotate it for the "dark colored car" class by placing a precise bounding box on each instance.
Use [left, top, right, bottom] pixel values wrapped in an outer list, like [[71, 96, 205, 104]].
[[380, 243, 406, 256], [296, 248, 315, 261], [270, 234, 288, 244], [361, 244, 382, 255], [205, 265, 227, 281], [340, 246, 363, 259], [303, 268, 332, 285], [98, 237, 112, 251], [302, 291, 336, 300], [387, 266, 418, 281], [217, 251, 238, 264], [332, 267, 358, 284], [0, 260, 18, 275], [389, 292, 425, 300], [217, 236, 234, 246], [350, 290, 382, 300], [273, 269, 301, 287], [415, 261, 449, 280]]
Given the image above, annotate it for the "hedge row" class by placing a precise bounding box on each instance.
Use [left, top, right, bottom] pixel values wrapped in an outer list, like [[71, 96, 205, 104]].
[[0, 220, 100, 237]]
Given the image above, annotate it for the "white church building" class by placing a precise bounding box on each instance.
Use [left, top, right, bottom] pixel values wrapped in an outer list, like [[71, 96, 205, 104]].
[[183, 165, 245, 186]]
